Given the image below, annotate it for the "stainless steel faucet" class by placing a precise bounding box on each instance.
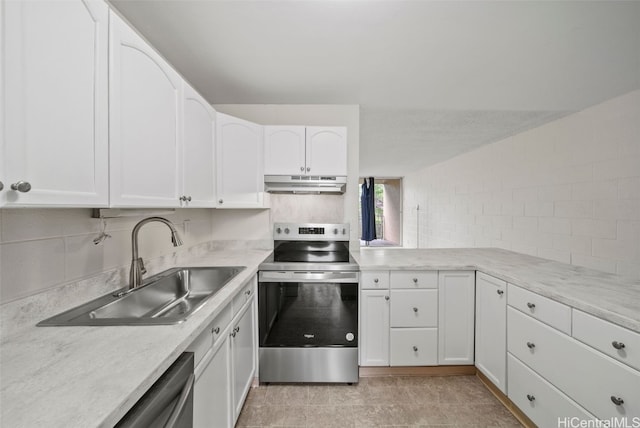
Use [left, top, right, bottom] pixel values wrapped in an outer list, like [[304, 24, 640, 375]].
[[129, 217, 183, 290]]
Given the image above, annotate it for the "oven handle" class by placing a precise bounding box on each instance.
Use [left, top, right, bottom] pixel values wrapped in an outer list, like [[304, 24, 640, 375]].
[[258, 270, 359, 283]]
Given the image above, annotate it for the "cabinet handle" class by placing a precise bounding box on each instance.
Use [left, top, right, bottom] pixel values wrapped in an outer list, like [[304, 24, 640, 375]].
[[231, 331, 236, 338], [611, 396, 624, 406], [235, 326, 240, 333], [526, 302, 536, 309], [179, 195, 186, 202], [497, 289, 504, 296], [186, 196, 192, 202], [526, 342, 535, 349], [10, 181, 31, 193], [212, 327, 220, 334], [384, 295, 389, 301], [374, 278, 379, 283], [413, 307, 418, 313], [526, 394, 535, 402], [412, 278, 418, 283], [612, 341, 625, 350], [300, 166, 304, 172], [0, 181, 3, 191], [306, 167, 310, 172], [219, 199, 223, 204], [245, 289, 251, 296], [413, 346, 418, 352]]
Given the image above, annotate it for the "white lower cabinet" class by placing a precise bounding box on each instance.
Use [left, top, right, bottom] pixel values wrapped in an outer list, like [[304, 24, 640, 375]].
[[475, 272, 507, 393], [508, 306, 640, 420], [360, 269, 476, 368], [359, 289, 390, 366], [194, 335, 231, 428], [189, 277, 257, 428], [390, 328, 438, 366], [438, 271, 475, 365], [508, 353, 594, 428], [231, 298, 257, 424]]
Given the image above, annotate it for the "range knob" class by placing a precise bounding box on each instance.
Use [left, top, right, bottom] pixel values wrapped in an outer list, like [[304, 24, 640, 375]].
[[333, 228, 338, 234], [276, 227, 282, 234], [284, 228, 290, 234]]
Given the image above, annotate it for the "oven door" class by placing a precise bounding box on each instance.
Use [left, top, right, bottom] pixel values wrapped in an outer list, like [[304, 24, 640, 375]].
[[258, 271, 359, 348]]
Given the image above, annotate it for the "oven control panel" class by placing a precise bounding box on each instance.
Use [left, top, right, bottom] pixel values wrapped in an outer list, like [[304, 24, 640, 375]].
[[274, 223, 350, 240]]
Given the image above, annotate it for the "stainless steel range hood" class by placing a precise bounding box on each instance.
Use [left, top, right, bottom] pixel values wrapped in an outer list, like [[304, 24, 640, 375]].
[[264, 175, 347, 194]]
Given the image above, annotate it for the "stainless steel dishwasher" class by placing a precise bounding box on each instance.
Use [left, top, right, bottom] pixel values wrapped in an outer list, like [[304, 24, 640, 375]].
[[116, 352, 195, 428]]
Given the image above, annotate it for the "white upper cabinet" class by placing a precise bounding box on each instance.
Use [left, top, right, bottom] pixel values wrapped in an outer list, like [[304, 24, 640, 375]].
[[216, 113, 265, 208], [109, 11, 183, 207], [305, 127, 347, 176], [1, 0, 109, 207], [182, 83, 216, 207], [264, 126, 306, 175], [264, 126, 347, 176]]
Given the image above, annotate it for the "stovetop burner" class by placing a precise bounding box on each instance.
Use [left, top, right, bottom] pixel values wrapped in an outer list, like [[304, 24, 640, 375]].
[[259, 223, 358, 272]]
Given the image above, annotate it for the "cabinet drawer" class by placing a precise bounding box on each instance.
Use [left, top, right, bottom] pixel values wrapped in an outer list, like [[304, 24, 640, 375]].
[[390, 271, 437, 289], [360, 271, 389, 290], [508, 284, 571, 334], [508, 307, 640, 420], [390, 328, 438, 366], [188, 304, 232, 367], [390, 289, 438, 327], [573, 310, 640, 371], [233, 279, 256, 315], [508, 353, 594, 428]]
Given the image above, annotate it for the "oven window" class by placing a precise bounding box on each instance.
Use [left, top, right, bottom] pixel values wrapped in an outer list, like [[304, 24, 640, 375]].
[[258, 281, 358, 348]]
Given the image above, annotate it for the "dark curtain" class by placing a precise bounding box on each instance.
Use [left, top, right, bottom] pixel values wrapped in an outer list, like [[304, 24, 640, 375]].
[[361, 177, 377, 242]]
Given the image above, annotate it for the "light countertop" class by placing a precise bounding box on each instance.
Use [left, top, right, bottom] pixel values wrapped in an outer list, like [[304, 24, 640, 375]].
[[0, 248, 271, 428], [353, 248, 640, 333], [2, 246, 639, 428]]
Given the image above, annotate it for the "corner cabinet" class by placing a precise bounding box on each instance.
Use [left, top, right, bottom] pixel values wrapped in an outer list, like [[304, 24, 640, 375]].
[[216, 113, 266, 208], [1, 0, 109, 207], [182, 83, 216, 207], [108, 11, 183, 208], [475, 272, 507, 392], [264, 126, 347, 176], [438, 271, 475, 365]]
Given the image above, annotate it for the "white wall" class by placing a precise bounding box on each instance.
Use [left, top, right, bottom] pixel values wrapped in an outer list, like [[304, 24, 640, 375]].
[[213, 104, 360, 245], [403, 90, 640, 279], [0, 209, 214, 304]]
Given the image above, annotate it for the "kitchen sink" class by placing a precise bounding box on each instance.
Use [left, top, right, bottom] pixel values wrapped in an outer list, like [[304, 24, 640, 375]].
[[37, 266, 245, 326]]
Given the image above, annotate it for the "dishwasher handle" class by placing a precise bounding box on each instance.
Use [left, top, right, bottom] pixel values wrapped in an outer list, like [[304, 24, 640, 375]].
[[164, 373, 195, 428]]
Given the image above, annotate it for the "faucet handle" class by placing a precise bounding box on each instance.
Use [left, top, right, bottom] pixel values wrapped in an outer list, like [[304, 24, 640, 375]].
[[138, 258, 147, 275]]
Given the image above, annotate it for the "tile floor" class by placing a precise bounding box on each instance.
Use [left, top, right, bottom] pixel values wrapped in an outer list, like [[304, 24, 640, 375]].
[[236, 375, 523, 427]]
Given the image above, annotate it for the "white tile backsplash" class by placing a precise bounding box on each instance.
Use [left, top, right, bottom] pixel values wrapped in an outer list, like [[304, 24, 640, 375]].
[[403, 90, 640, 279], [0, 208, 217, 304]]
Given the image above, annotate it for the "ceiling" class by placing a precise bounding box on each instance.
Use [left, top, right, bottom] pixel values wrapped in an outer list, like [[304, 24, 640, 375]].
[[110, 0, 640, 177]]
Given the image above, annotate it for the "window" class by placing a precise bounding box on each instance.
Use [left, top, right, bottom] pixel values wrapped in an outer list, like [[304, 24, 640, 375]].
[[359, 178, 402, 247]]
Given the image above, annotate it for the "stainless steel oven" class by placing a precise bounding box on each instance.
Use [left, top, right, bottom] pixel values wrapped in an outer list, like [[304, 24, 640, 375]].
[[258, 223, 359, 383]]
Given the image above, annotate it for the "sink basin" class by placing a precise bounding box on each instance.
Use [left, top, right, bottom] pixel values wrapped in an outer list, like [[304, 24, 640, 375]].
[[37, 266, 245, 326]]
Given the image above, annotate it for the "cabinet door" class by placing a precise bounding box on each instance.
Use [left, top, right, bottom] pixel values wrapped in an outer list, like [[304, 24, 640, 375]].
[[109, 11, 182, 207], [216, 113, 264, 208], [438, 271, 475, 365], [2, 0, 109, 207], [231, 298, 256, 424], [182, 83, 215, 207], [305, 127, 347, 176], [360, 290, 390, 366], [194, 336, 231, 428], [475, 272, 507, 393], [264, 126, 306, 175]]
